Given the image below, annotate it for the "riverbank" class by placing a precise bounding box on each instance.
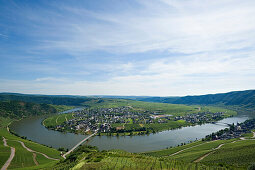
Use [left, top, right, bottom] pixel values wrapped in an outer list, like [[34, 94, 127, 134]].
[[42, 105, 237, 137], [0, 116, 61, 170], [10, 113, 249, 153]]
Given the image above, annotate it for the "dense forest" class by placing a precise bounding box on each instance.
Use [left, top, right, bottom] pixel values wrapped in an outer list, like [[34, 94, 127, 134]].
[[0, 93, 92, 106], [0, 100, 58, 118]]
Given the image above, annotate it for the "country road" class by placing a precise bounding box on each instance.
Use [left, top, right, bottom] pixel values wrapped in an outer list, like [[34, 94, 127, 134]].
[[194, 143, 225, 162], [168, 141, 214, 157], [17, 141, 59, 161], [1, 137, 15, 170]]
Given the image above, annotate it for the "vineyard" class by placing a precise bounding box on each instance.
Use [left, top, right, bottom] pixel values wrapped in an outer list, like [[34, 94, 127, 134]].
[[54, 145, 245, 170]]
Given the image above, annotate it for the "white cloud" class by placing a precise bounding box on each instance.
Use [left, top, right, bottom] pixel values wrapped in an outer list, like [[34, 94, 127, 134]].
[[27, 0, 255, 55], [1, 0, 255, 96]]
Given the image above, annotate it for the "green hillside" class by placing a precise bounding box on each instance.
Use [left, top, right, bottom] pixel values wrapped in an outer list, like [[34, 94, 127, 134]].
[[0, 117, 61, 170], [144, 138, 255, 169], [0, 101, 74, 169], [0, 93, 92, 106], [54, 145, 234, 170], [0, 100, 73, 119], [139, 90, 255, 109]]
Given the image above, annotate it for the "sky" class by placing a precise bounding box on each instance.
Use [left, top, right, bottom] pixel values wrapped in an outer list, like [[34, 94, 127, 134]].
[[0, 0, 255, 96]]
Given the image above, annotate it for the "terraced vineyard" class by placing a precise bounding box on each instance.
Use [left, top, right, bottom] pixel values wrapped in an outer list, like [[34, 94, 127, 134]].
[[43, 112, 75, 127], [55, 146, 233, 170], [202, 140, 255, 168], [144, 136, 255, 169], [0, 117, 61, 170]]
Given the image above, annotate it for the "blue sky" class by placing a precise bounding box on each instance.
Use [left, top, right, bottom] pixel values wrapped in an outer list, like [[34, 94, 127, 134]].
[[0, 0, 255, 96]]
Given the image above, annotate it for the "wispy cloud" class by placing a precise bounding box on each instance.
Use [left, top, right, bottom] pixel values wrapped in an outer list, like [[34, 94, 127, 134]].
[[0, 0, 254, 95]]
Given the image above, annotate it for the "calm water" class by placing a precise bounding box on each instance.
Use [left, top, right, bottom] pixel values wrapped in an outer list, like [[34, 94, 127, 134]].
[[10, 112, 250, 153]]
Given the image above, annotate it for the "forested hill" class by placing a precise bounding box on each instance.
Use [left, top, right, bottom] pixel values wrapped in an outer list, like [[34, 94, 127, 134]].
[[0, 93, 92, 106], [0, 100, 58, 118], [139, 90, 255, 108]]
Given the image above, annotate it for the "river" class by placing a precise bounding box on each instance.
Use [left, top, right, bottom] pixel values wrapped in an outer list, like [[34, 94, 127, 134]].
[[10, 110, 251, 153]]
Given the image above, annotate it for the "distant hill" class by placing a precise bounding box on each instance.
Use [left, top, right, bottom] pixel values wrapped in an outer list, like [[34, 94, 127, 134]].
[[0, 100, 58, 119], [139, 90, 255, 108], [0, 93, 92, 106], [1, 90, 255, 108]]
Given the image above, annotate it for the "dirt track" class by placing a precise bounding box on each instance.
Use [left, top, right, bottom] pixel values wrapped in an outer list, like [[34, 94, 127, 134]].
[[1, 137, 15, 170]]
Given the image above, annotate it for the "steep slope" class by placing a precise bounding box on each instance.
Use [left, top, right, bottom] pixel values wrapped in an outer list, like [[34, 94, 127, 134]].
[[0, 100, 58, 118], [0, 93, 92, 106]]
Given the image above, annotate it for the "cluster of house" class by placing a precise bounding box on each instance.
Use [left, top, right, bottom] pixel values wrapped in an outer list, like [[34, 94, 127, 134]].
[[205, 119, 255, 140], [174, 112, 225, 124], [55, 106, 149, 133], [53, 106, 230, 134]]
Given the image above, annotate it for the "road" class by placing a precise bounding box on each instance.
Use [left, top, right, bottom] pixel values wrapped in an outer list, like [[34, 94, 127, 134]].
[[1, 137, 15, 170], [17, 141, 59, 161], [168, 141, 214, 156], [194, 143, 225, 162], [62, 130, 98, 159]]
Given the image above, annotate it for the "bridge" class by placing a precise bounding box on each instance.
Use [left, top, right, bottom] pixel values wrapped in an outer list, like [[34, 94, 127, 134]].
[[213, 122, 232, 126], [62, 129, 98, 159]]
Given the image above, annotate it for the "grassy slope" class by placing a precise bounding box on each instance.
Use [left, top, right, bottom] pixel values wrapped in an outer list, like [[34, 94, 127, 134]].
[[202, 140, 255, 168], [145, 138, 255, 169], [43, 112, 74, 127], [144, 140, 205, 157], [55, 146, 230, 170], [0, 117, 61, 170], [170, 140, 230, 162], [8, 140, 35, 169], [0, 135, 10, 168]]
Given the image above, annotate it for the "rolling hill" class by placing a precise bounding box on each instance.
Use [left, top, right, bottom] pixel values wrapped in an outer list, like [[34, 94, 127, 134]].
[[138, 90, 255, 108]]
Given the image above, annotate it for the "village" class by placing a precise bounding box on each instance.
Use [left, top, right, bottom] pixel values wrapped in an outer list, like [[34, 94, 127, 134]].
[[204, 118, 255, 140], [52, 106, 229, 134]]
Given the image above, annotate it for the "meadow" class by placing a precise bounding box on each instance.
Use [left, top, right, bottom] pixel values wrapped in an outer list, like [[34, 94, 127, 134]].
[[0, 117, 61, 170]]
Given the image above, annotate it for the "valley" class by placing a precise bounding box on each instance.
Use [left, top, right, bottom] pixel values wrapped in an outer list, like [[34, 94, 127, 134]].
[[0, 91, 255, 169]]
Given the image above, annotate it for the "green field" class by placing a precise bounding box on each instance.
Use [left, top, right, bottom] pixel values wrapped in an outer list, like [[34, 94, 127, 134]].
[[55, 145, 238, 170], [202, 140, 255, 168], [0, 117, 61, 170], [8, 140, 36, 169], [82, 99, 236, 116], [43, 112, 74, 127], [82, 99, 202, 115], [170, 140, 229, 162], [145, 137, 255, 169], [144, 140, 205, 157]]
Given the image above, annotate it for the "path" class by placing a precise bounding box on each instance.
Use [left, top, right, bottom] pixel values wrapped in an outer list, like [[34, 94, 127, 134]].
[[253, 131, 255, 138], [56, 116, 60, 124], [65, 115, 68, 122], [17, 141, 59, 161], [62, 130, 98, 159], [1, 137, 15, 170], [17, 141, 38, 165], [194, 143, 225, 162], [168, 141, 214, 157], [32, 153, 39, 166]]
